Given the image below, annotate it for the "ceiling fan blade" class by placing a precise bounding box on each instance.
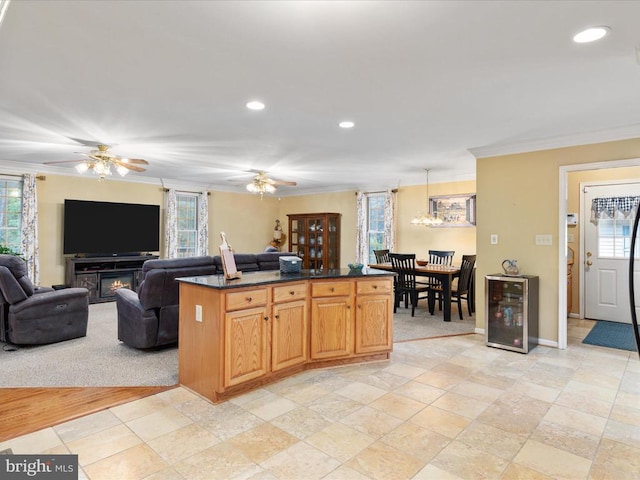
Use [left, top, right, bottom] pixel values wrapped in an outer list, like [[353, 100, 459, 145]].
[[265, 178, 297, 186], [122, 158, 149, 165], [124, 165, 146, 172], [113, 160, 146, 172], [66, 137, 102, 147], [43, 160, 84, 165]]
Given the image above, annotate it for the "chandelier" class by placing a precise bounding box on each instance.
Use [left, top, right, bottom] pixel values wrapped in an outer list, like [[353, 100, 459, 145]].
[[410, 168, 443, 227]]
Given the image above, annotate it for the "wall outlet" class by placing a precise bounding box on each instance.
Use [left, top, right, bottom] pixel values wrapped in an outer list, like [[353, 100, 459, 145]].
[[195, 304, 203, 322], [490, 234, 498, 245], [535, 234, 553, 246]]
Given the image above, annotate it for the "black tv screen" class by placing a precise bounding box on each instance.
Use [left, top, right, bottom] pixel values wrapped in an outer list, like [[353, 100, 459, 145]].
[[63, 199, 160, 256]]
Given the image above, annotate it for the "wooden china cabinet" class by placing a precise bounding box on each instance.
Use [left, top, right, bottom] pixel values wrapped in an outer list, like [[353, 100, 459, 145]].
[[287, 213, 341, 270]]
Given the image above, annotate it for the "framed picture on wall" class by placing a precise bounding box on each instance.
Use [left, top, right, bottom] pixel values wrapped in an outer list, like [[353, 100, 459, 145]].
[[429, 193, 476, 227]]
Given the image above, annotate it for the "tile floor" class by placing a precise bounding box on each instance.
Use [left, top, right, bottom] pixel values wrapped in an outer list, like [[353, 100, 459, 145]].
[[2, 318, 640, 479]]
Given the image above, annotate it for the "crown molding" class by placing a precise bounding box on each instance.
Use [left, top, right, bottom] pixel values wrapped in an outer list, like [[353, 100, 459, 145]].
[[469, 123, 640, 159]]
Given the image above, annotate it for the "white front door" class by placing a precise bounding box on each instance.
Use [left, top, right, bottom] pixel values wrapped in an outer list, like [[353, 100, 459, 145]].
[[584, 183, 640, 323]]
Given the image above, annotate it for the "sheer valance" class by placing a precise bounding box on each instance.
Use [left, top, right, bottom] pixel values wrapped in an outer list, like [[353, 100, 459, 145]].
[[591, 196, 640, 225]]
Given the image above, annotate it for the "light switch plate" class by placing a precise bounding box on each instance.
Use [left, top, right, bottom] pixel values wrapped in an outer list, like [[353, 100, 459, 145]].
[[195, 304, 203, 322], [490, 234, 498, 245], [535, 234, 553, 246]]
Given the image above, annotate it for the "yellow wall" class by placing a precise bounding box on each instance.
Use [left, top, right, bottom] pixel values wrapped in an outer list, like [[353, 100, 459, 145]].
[[37, 178, 283, 286], [566, 166, 640, 315], [37, 175, 163, 286], [36, 177, 478, 286], [477, 137, 640, 343], [277, 191, 358, 266], [396, 181, 477, 263], [208, 191, 281, 254]]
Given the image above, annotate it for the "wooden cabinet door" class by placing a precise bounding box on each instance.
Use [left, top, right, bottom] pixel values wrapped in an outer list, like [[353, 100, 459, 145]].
[[224, 306, 269, 387], [355, 294, 393, 354], [310, 297, 352, 359], [272, 299, 308, 371]]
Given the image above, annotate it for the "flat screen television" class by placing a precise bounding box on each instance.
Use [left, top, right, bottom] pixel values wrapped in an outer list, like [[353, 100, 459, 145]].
[[63, 199, 160, 256]]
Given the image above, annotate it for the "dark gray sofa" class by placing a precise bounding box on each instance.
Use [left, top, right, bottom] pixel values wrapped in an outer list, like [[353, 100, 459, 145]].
[[115, 252, 293, 349], [0, 254, 89, 345]]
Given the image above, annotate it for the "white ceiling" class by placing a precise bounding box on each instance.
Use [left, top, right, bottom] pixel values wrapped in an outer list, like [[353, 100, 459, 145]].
[[1, 1, 640, 195]]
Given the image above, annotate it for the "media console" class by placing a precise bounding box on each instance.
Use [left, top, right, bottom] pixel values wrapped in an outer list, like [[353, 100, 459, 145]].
[[65, 255, 158, 304]]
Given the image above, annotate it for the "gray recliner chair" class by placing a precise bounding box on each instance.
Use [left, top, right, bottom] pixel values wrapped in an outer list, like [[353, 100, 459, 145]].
[[0, 254, 89, 345]]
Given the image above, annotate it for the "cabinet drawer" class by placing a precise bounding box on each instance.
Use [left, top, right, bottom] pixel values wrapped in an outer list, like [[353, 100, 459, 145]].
[[226, 288, 268, 311], [357, 279, 392, 295], [311, 281, 352, 297], [273, 282, 307, 303]]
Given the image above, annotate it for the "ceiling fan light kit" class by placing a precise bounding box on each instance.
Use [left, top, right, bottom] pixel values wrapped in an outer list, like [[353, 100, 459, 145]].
[[45, 144, 148, 181]]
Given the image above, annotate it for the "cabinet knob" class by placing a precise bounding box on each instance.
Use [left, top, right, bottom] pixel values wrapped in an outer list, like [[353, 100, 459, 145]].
[[330, 287, 335, 292], [264, 316, 269, 321], [247, 296, 253, 302], [289, 291, 295, 295], [275, 314, 280, 319], [373, 285, 378, 289]]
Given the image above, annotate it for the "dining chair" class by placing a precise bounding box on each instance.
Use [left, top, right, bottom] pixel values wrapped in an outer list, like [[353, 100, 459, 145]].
[[432, 254, 476, 320], [373, 249, 390, 263], [428, 250, 455, 265], [427, 250, 455, 310], [389, 253, 429, 317]]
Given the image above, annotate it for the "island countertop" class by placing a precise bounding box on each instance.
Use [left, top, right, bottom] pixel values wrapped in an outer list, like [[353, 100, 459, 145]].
[[177, 267, 395, 290]]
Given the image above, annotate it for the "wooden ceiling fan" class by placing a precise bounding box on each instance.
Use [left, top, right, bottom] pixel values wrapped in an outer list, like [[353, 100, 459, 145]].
[[44, 144, 149, 180]]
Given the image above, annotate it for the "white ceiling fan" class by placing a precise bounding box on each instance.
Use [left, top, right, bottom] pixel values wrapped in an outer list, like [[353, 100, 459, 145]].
[[44, 144, 149, 180]]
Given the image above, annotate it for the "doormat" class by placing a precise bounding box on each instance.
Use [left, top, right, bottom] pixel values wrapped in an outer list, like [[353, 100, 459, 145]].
[[582, 320, 639, 352]]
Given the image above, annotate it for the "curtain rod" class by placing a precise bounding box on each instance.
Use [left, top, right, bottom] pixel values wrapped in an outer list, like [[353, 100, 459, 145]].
[[0, 173, 46, 180], [162, 188, 210, 196], [355, 189, 398, 195]]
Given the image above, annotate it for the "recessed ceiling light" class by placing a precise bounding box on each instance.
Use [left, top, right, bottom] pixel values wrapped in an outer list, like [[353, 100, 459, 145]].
[[339, 121, 355, 129], [246, 100, 265, 111], [573, 26, 610, 44]]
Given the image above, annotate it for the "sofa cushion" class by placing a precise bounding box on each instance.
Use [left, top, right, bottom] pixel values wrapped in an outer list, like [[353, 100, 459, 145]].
[[0, 255, 35, 296], [213, 253, 259, 273], [256, 252, 296, 271], [138, 261, 216, 310], [142, 256, 214, 275]]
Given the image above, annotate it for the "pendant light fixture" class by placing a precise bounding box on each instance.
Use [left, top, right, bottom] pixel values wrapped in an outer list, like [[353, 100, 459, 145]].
[[410, 168, 443, 227]]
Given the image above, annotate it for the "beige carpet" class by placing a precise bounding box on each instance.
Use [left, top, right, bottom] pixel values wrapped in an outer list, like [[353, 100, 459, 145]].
[[392, 301, 476, 342], [0, 302, 178, 387], [0, 299, 475, 387]]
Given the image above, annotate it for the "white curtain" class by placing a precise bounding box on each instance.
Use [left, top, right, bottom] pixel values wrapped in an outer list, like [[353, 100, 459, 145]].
[[355, 191, 367, 264], [197, 191, 209, 256], [384, 189, 397, 253], [21, 174, 39, 283], [164, 188, 178, 258]]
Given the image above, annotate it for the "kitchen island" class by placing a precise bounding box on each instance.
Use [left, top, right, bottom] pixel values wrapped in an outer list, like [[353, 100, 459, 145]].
[[177, 268, 394, 403]]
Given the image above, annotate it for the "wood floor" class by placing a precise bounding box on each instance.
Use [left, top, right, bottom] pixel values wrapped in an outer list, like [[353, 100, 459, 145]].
[[0, 386, 175, 443]]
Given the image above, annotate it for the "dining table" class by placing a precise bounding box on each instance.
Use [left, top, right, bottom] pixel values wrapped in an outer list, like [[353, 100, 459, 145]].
[[368, 262, 461, 322]]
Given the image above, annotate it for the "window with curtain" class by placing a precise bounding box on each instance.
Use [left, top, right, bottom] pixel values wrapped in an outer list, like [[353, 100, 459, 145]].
[[591, 195, 640, 259], [356, 189, 396, 264], [0, 177, 22, 253], [367, 193, 386, 264], [176, 193, 198, 258]]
